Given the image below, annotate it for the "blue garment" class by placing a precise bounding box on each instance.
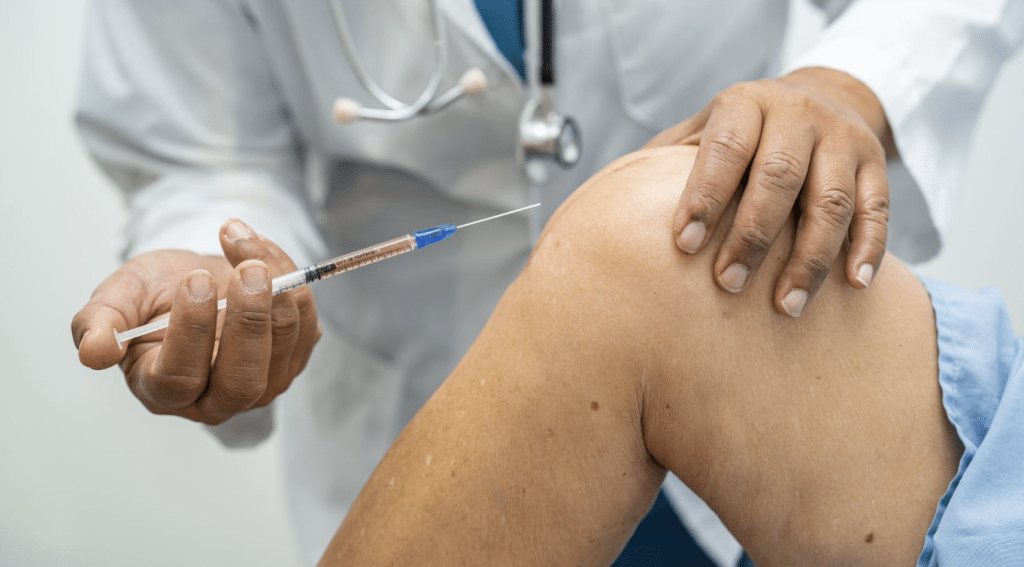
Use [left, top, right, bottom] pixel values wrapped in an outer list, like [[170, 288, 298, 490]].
[[918, 277, 1024, 566], [473, 0, 525, 80], [613, 490, 717, 567]]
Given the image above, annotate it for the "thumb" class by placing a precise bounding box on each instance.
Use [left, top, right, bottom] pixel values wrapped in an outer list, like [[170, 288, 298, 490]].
[[72, 274, 145, 369]]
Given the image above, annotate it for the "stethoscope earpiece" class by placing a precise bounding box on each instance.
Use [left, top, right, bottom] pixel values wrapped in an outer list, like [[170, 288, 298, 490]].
[[459, 68, 489, 96], [332, 98, 362, 124]]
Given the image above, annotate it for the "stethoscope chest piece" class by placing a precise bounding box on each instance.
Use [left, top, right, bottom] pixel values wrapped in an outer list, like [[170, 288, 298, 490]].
[[517, 88, 581, 183], [516, 0, 580, 183]]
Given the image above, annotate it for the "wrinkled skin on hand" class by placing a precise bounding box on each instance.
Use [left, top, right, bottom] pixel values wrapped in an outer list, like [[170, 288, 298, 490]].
[[72, 220, 321, 425], [649, 66, 895, 317]]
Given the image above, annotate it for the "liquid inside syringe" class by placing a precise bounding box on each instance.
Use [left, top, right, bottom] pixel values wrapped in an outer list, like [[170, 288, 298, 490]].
[[273, 231, 425, 294], [114, 203, 541, 347]]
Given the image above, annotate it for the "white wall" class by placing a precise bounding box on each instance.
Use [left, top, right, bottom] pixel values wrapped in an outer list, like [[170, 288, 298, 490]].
[[783, 0, 1024, 333], [0, 3, 301, 566], [0, 2, 1021, 567], [915, 49, 1024, 328]]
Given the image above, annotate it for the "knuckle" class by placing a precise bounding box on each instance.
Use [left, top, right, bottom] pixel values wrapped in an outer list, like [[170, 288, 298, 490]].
[[214, 374, 267, 409], [734, 224, 775, 258], [178, 319, 217, 341], [794, 90, 815, 109], [812, 186, 855, 228], [146, 373, 207, 407], [270, 304, 301, 340], [757, 150, 804, 194], [722, 80, 761, 100], [706, 130, 755, 169], [778, 88, 813, 114], [231, 309, 273, 338], [800, 252, 833, 283], [711, 86, 740, 106], [859, 192, 891, 223], [690, 188, 728, 218]]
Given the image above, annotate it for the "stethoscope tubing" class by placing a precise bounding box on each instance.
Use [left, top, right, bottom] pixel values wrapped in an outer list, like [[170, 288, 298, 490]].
[[538, 0, 555, 86], [327, 0, 448, 120]]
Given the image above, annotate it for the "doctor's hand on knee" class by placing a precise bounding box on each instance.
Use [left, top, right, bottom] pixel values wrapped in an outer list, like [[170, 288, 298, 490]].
[[71, 219, 321, 425], [648, 66, 892, 318]]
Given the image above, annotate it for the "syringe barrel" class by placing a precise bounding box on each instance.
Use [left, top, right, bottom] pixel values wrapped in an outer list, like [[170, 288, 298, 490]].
[[299, 233, 419, 287], [271, 225, 456, 296]]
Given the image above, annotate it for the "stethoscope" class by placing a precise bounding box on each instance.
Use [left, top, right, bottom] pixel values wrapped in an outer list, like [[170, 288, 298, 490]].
[[328, 0, 581, 183]]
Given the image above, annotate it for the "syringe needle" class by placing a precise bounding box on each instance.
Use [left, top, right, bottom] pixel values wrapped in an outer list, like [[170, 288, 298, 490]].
[[457, 203, 541, 229], [114, 203, 542, 348]]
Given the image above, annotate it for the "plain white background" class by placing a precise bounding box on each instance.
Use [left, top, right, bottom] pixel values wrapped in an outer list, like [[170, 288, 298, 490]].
[[1, 2, 1021, 566]]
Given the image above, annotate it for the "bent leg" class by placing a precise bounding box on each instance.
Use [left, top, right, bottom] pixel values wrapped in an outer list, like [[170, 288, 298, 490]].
[[319, 146, 960, 567]]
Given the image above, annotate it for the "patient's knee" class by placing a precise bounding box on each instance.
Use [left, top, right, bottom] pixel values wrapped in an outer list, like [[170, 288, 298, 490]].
[[516, 148, 725, 356], [527, 146, 748, 316]]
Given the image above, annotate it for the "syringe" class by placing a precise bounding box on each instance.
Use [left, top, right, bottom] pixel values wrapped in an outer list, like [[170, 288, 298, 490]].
[[114, 203, 541, 348]]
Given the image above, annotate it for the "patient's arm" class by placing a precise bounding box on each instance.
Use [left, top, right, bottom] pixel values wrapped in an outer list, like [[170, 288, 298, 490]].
[[318, 146, 961, 567]]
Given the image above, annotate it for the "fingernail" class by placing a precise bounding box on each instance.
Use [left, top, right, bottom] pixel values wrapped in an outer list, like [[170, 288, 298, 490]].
[[241, 264, 268, 293], [782, 289, 808, 318], [677, 222, 706, 254], [720, 264, 748, 293], [187, 272, 213, 301], [225, 219, 254, 242], [856, 263, 874, 288]]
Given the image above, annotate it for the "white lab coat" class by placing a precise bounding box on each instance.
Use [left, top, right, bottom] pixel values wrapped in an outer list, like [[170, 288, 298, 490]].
[[76, 1, 1024, 565]]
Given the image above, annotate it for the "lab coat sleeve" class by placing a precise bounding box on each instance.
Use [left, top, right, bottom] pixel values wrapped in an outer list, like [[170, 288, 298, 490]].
[[76, 0, 325, 265], [786, 0, 1024, 261], [76, 0, 326, 446]]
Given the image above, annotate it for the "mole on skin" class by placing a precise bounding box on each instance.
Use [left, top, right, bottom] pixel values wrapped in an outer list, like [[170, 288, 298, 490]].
[[591, 401, 600, 411]]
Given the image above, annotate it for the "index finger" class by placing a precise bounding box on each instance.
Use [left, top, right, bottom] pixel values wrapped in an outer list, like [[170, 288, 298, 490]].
[[220, 219, 321, 383], [675, 97, 763, 255]]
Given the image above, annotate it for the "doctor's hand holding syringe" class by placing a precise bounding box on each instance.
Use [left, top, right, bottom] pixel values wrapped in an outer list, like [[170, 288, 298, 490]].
[[71, 205, 536, 425], [72, 219, 321, 425]]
